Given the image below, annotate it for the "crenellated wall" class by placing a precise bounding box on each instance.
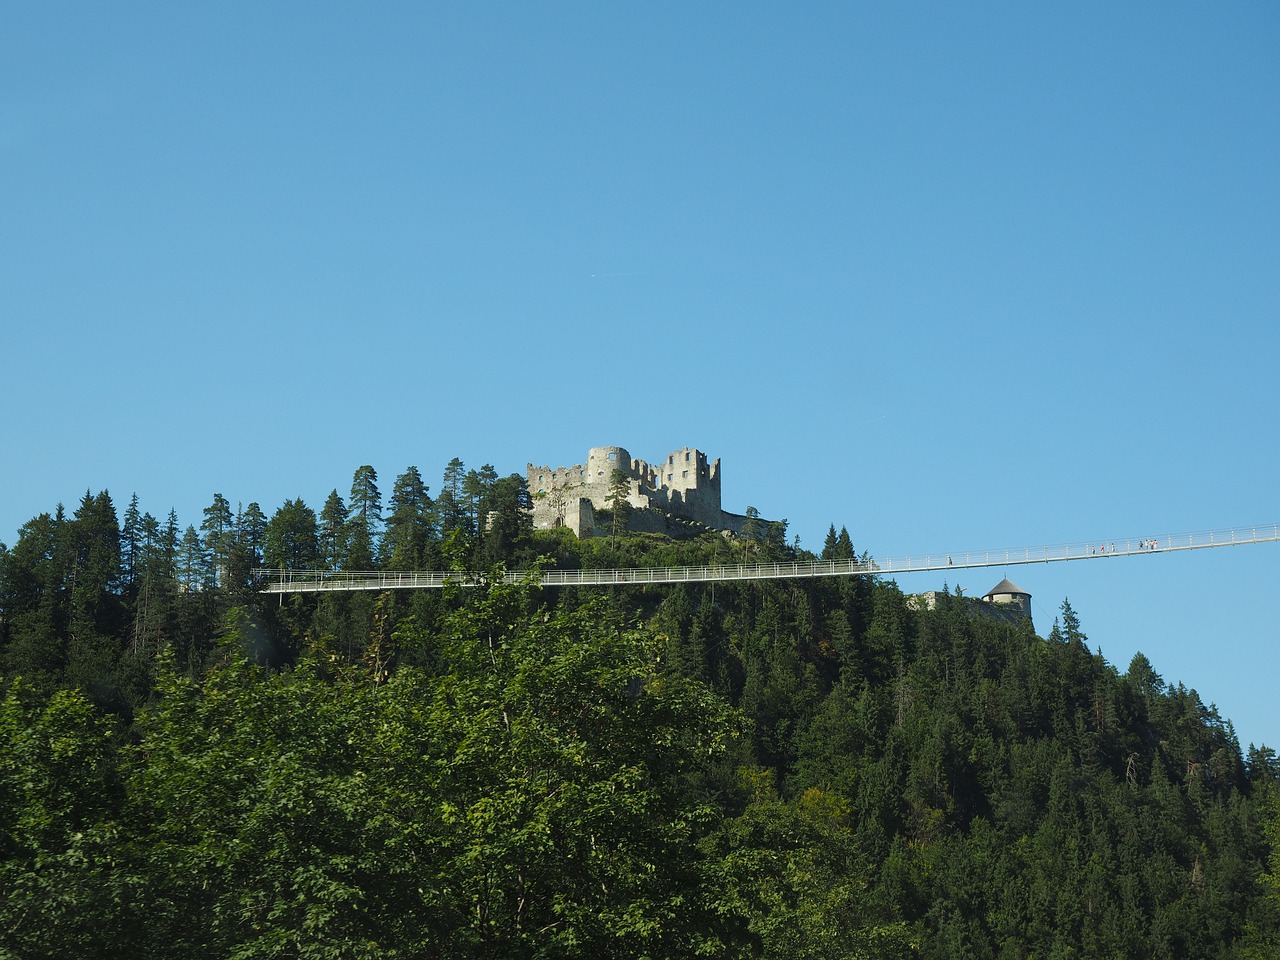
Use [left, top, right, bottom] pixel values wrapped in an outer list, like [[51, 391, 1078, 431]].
[[527, 444, 752, 538], [653, 447, 722, 527]]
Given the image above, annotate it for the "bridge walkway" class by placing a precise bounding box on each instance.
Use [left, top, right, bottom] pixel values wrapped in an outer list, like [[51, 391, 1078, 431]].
[[255, 524, 1280, 594]]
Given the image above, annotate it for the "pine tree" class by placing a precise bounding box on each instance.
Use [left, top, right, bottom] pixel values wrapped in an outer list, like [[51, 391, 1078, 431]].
[[740, 506, 762, 559], [177, 525, 207, 592], [347, 467, 382, 570], [464, 464, 498, 552], [130, 520, 176, 659], [237, 502, 267, 568], [263, 498, 320, 570], [348, 466, 382, 530], [200, 494, 234, 587], [121, 494, 142, 588], [69, 491, 122, 637], [607, 469, 631, 548], [480, 474, 532, 565], [0, 511, 71, 681], [822, 524, 839, 560], [1060, 598, 1086, 648], [383, 466, 434, 570], [435, 457, 471, 538], [162, 510, 180, 581], [835, 526, 855, 560], [319, 490, 349, 570]]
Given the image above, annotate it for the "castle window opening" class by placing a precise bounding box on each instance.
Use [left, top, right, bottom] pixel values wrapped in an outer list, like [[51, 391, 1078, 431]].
[[682, 470, 689, 479], [685, 452, 691, 462], [608, 452, 616, 459]]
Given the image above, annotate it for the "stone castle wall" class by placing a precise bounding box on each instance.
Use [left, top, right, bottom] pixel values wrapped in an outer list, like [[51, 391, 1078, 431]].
[[528, 444, 752, 538]]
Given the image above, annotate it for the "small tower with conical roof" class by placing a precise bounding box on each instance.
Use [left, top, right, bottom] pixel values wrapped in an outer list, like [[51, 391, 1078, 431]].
[[984, 578, 1032, 622]]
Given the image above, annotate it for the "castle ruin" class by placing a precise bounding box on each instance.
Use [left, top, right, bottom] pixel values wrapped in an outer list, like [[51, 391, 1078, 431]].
[[527, 445, 764, 538]]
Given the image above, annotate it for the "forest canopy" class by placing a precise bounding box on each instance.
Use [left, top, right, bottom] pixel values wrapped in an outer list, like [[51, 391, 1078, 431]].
[[1, 460, 1278, 958]]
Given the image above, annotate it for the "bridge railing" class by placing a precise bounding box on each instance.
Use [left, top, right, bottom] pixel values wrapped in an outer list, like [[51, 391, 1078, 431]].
[[253, 523, 1280, 593], [872, 524, 1280, 573]]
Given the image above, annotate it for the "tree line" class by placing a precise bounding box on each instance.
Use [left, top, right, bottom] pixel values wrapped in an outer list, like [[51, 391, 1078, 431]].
[[0, 459, 536, 700], [1, 459, 1279, 957]]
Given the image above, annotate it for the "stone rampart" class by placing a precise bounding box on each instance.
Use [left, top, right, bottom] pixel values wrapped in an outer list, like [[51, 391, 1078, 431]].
[[527, 444, 763, 539]]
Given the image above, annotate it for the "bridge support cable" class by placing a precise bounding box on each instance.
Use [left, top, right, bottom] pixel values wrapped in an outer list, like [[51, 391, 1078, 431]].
[[255, 523, 1280, 594]]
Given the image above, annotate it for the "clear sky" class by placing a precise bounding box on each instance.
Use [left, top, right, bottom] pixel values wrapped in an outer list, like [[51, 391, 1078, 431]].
[[3, 3, 1277, 748]]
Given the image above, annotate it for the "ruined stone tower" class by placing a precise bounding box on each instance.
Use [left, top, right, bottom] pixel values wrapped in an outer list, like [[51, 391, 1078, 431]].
[[526, 444, 757, 538]]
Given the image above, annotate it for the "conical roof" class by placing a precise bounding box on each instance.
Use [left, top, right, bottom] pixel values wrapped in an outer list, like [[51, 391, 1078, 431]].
[[985, 578, 1029, 599]]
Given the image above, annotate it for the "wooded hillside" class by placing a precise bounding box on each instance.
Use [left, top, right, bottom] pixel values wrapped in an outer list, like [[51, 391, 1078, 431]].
[[2, 462, 1278, 958]]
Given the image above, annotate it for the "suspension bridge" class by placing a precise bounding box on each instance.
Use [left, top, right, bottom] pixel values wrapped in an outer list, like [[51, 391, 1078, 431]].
[[255, 523, 1279, 594]]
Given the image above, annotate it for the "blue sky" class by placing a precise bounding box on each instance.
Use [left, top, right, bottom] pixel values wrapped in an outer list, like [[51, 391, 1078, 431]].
[[3, 3, 1278, 748]]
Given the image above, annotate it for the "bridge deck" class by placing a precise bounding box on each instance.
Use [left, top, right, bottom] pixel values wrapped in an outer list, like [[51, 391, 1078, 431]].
[[255, 524, 1279, 593]]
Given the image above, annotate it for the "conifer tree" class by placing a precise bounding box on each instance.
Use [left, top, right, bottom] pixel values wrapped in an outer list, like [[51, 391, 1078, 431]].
[[262, 498, 319, 570], [177, 525, 207, 592], [464, 464, 498, 551], [835, 525, 855, 560], [383, 466, 434, 570], [347, 467, 382, 569], [121, 494, 142, 588], [479, 474, 532, 565], [69, 491, 122, 637], [348, 466, 381, 529], [200, 494, 234, 587], [608, 468, 631, 548], [435, 457, 470, 538], [0, 511, 71, 681], [237, 502, 267, 568], [319, 490, 349, 569], [739, 506, 762, 560], [822, 524, 839, 560], [161, 510, 180, 581]]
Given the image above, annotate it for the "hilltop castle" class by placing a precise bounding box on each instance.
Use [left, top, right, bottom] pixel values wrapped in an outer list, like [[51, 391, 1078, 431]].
[[527, 445, 764, 538]]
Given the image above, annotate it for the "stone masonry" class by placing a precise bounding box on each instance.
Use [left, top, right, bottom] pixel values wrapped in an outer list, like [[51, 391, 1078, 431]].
[[526, 445, 763, 538]]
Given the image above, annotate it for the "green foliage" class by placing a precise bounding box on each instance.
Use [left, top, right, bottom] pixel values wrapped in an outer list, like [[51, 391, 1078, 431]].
[[200, 493, 234, 586], [702, 769, 915, 959], [346, 465, 382, 569], [1250, 787, 1280, 951], [435, 457, 472, 539], [120, 586, 743, 957], [477, 473, 533, 567], [318, 489, 349, 570], [607, 468, 631, 548], [0, 683, 135, 957], [383, 466, 435, 571], [263, 497, 320, 570], [1, 464, 1277, 958]]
